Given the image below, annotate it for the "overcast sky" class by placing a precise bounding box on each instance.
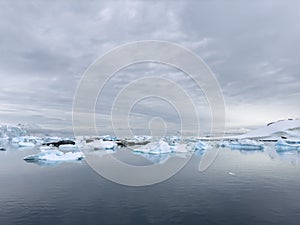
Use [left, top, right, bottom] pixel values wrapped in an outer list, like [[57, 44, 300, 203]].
[[0, 0, 299, 135]]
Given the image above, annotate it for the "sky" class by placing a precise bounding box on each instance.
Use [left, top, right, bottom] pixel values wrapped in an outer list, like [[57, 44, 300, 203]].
[[0, 0, 299, 136]]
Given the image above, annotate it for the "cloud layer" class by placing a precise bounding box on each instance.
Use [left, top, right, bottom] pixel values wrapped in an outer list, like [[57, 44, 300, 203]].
[[0, 0, 299, 135]]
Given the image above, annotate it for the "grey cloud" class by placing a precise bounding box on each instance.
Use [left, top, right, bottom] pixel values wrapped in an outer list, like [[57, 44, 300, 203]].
[[0, 0, 299, 134]]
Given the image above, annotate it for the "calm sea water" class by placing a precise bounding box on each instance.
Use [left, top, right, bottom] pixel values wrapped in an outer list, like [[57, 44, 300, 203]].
[[1, 144, 300, 225]]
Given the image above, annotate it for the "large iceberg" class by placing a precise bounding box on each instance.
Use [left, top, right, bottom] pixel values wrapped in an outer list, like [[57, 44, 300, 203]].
[[24, 150, 84, 162], [221, 139, 264, 150], [275, 139, 300, 151]]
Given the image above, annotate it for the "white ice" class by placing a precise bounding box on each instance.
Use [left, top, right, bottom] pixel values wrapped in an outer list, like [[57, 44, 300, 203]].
[[221, 139, 264, 150], [87, 139, 117, 150], [275, 139, 300, 151], [24, 150, 84, 161], [58, 144, 79, 151], [134, 140, 173, 154]]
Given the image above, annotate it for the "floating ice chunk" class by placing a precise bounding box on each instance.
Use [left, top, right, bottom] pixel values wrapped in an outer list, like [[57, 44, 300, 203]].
[[58, 144, 79, 151], [88, 139, 117, 150], [100, 135, 117, 141], [222, 139, 264, 150], [12, 136, 37, 147], [164, 136, 181, 146], [275, 139, 300, 151], [39, 145, 57, 151], [185, 140, 208, 152], [24, 150, 84, 162], [133, 135, 152, 142], [134, 140, 172, 154], [18, 141, 35, 147]]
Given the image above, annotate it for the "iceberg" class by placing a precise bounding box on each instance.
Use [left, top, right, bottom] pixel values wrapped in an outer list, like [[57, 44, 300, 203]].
[[275, 139, 300, 151], [134, 140, 172, 154], [134, 152, 171, 164], [0, 124, 27, 139], [58, 144, 79, 151], [18, 141, 35, 147], [221, 139, 264, 150], [164, 135, 181, 146], [188, 140, 208, 151], [12, 136, 37, 147], [133, 135, 152, 142], [24, 150, 84, 162], [39, 145, 57, 151], [88, 139, 117, 150]]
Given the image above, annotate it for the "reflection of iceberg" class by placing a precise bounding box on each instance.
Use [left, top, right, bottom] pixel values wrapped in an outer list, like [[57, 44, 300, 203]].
[[221, 139, 264, 150], [133, 152, 171, 164], [275, 139, 300, 151], [276, 152, 299, 166], [26, 159, 84, 167], [194, 149, 205, 157], [24, 150, 84, 162]]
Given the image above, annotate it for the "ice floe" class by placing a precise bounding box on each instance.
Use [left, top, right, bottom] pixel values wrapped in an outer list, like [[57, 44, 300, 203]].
[[24, 150, 84, 162], [87, 139, 117, 150], [221, 139, 264, 150], [134, 140, 173, 154], [275, 139, 300, 151]]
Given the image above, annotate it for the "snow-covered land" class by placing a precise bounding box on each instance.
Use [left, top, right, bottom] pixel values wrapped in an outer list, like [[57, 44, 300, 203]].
[[231, 119, 300, 140]]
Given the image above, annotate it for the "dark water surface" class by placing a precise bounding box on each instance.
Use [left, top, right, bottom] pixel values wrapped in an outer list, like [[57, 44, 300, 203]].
[[1, 145, 300, 225]]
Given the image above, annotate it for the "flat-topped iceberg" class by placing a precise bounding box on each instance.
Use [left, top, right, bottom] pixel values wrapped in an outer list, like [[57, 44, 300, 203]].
[[275, 139, 300, 151], [24, 150, 84, 162], [221, 139, 264, 150]]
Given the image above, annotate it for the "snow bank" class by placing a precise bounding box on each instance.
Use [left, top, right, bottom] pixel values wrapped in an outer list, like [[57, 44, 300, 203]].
[[232, 119, 300, 139]]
